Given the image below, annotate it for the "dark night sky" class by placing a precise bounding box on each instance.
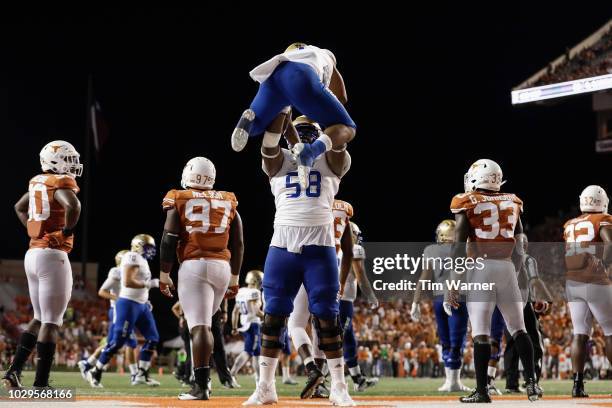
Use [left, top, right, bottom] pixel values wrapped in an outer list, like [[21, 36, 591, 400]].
[[1, 8, 610, 337]]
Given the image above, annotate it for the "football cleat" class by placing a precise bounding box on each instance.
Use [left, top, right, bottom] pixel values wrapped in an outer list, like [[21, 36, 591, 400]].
[[86, 368, 103, 388], [354, 375, 379, 392], [2, 371, 23, 389], [524, 378, 540, 402], [301, 365, 325, 399], [133, 368, 160, 386], [505, 387, 523, 394], [572, 380, 588, 398], [222, 375, 241, 388], [459, 389, 492, 403], [329, 382, 356, 406], [232, 109, 255, 152], [242, 381, 278, 405], [77, 360, 91, 381], [178, 382, 210, 400], [487, 377, 502, 396], [450, 382, 472, 392], [312, 383, 330, 398], [283, 377, 298, 385]]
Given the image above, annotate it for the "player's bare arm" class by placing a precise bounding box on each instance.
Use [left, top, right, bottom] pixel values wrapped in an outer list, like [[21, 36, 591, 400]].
[[98, 287, 117, 302], [329, 66, 348, 105], [448, 212, 470, 309], [171, 301, 183, 319], [353, 258, 378, 308], [231, 302, 240, 335], [14, 192, 29, 227], [338, 221, 354, 295], [601, 225, 612, 276], [227, 211, 244, 298], [261, 111, 291, 177], [159, 207, 181, 297], [412, 264, 433, 309], [55, 188, 81, 230]]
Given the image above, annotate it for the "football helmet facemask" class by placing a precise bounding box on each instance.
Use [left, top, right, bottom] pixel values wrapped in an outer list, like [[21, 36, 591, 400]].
[[40, 140, 83, 177], [131, 234, 157, 261]]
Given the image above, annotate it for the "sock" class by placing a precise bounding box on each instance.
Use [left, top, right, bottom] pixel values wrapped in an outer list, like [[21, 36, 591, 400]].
[[259, 356, 278, 385], [488, 366, 497, 379], [87, 355, 97, 366], [8, 332, 37, 374], [129, 363, 138, 376], [474, 342, 491, 393], [252, 356, 260, 382], [230, 351, 250, 376], [514, 332, 535, 380], [450, 368, 461, 383], [282, 366, 290, 381], [310, 136, 331, 159], [348, 365, 362, 378], [139, 360, 151, 371], [33, 342, 55, 387], [194, 366, 210, 388], [95, 360, 105, 371], [327, 357, 346, 386], [574, 372, 584, 383]]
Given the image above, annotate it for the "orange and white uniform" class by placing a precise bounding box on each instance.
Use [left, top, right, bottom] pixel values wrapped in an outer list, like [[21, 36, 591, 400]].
[[25, 173, 80, 326], [450, 190, 526, 337], [563, 213, 612, 336], [162, 188, 238, 329]]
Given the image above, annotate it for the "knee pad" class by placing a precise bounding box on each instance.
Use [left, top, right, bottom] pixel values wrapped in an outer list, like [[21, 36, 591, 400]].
[[313, 316, 343, 352], [473, 335, 490, 345], [261, 314, 286, 349]]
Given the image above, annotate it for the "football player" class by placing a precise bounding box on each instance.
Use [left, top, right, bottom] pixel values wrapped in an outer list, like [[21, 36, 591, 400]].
[[159, 156, 244, 401], [448, 159, 539, 403], [231, 43, 355, 189], [78, 249, 139, 383], [230, 270, 264, 385], [412, 219, 470, 393], [486, 307, 505, 396], [87, 234, 161, 388], [244, 113, 353, 406], [3, 141, 82, 390], [562, 185, 612, 398]]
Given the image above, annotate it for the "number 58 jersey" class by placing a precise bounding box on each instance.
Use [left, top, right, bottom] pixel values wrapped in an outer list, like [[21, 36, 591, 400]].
[[450, 191, 523, 259], [267, 148, 345, 227], [162, 189, 238, 262]]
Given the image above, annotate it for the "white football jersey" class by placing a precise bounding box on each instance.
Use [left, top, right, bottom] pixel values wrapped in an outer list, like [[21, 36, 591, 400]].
[[119, 251, 152, 304], [100, 266, 122, 307], [423, 244, 453, 297], [236, 287, 262, 331], [250, 45, 336, 87], [266, 149, 346, 252]]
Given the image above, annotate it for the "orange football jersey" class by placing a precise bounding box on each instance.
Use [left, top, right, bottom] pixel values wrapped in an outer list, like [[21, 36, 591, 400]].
[[27, 174, 80, 253], [450, 191, 523, 259], [162, 189, 238, 262], [333, 199, 353, 254], [563, 213, 612, 285]]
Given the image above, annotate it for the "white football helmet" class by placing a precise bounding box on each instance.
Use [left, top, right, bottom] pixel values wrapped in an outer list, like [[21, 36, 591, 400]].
[[245, 270, 264, 289], [579, 185, 609, 213], [464, 159, 505, 192], [39, 140, 83, 177], [181, 157, 216, 190]]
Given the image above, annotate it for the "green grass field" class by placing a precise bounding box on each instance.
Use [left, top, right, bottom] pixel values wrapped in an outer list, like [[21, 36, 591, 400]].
[[9, 371, 612, 397]]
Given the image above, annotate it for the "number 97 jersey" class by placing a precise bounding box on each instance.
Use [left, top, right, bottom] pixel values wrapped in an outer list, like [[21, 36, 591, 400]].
[[450, 191, 523, 259], [162, 189, 238, 262], [267, 148, 343, 227]]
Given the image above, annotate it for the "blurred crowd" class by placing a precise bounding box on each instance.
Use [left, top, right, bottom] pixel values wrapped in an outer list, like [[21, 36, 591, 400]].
[[533, 26, 612, 87]]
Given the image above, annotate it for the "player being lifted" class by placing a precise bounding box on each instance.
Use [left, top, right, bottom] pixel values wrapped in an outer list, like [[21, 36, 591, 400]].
[[412, 219, 471, 393], [562, 185, 612, 398], [3, 141, 82, 390], [159, 157, 244, 401], [448, 159, 539, 403], [87, 234, 161, 388], [78, 249, 140, 384], [230, 270, 264, 385], [244, 113, 353, 406], [231, 42, 355, 189]]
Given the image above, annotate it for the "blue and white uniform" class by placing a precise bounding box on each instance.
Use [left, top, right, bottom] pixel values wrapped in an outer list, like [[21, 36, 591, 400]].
[[247, 45, 355, 137], [99, 266, 137, 348], [424, 244, 470, 370], [338, 243, 364, 369], [236, 287, 262, 357], [98, 251, 159, 366], [263, 149, 348, 319]]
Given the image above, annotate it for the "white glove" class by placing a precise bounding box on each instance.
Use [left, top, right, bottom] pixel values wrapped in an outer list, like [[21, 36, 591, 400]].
[[410, 302, 421, 321], [147, 278, 160, 289], [442, 301, 453, 317]]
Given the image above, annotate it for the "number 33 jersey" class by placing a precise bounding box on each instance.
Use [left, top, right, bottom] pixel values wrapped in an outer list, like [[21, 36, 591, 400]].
[[267, 148, 343, 227], [27, 174, 80, 253], [450, 191, 523, 259], [162, 189, 238, 262]]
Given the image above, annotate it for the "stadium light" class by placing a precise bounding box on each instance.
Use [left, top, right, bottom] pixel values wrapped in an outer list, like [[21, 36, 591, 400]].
[[511, 73, 612, 105]]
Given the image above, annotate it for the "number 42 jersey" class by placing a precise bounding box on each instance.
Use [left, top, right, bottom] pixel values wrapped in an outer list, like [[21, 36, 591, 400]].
[[162, 189, 238, 262]]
